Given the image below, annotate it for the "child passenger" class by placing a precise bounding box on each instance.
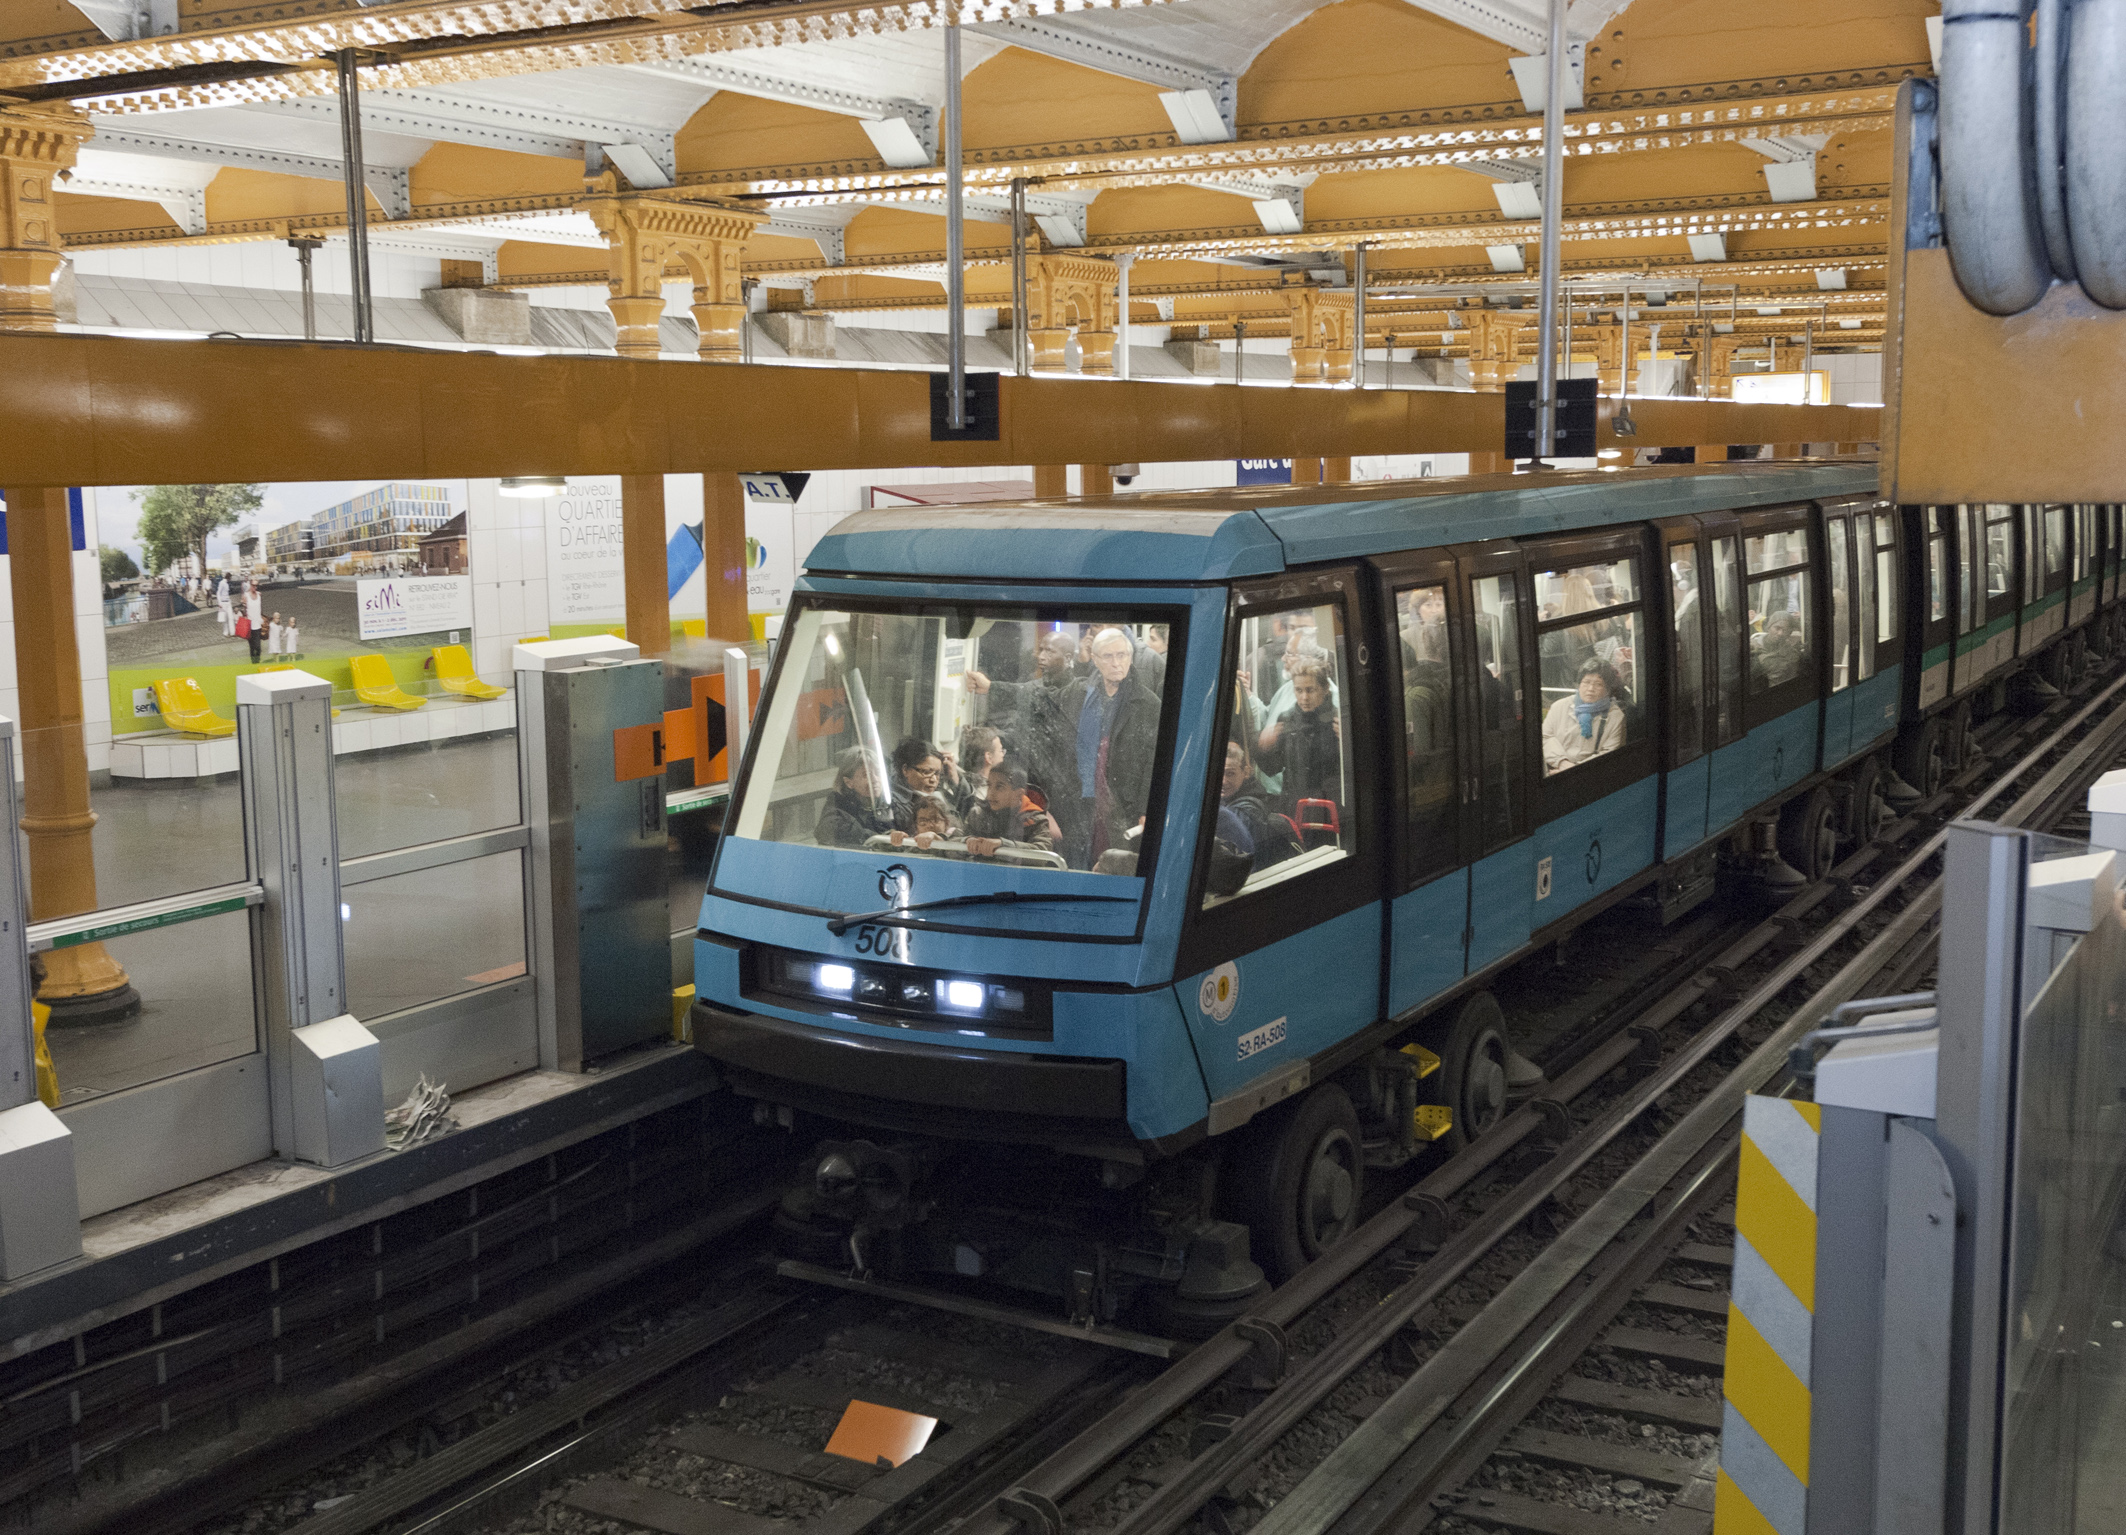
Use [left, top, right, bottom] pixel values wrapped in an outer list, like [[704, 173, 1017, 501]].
[[961, 758, 1059, 852]]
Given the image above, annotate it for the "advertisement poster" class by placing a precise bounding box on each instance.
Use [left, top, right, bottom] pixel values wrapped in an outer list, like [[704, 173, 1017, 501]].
[[545, 477, 625, 623], [741, 475, 802, 617], [356, 574, 475, 640]]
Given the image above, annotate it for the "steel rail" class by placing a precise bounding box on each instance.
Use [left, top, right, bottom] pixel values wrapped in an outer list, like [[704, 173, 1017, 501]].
[[979, 669, 2126, 1535]]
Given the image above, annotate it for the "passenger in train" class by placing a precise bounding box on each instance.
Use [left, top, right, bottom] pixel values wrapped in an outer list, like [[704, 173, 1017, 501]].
[[1076, 627, 1161, 864], [960, 758, 1059, 853], [884, 793, 959, 849], [814, 747, 894, 847], [1220, 740, 1301, 870], [1757, 610, 1805, 687], [946, 723, 1004, 815], [1256, 659, 1342, 821], [1542, 658, 1626, 774], [888, 737, 948, 828], [1134, 624, 1167, 694], [963, 626, 1086, 851]]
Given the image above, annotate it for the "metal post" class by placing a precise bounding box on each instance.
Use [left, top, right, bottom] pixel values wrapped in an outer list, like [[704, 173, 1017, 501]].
[[943, 15, 965, 429], [237, 669, 372, 1166], [1115, 252, 1133, 381], [723, 646, 752, 765], [1619, 290, 1632, 398], [0, 720, 31, 1112], [1533, 0, 1568, 459], [1802, 320, 1814, 396], [290, 237, 322, 341], [1233, 319, 1246, 385], [1352, 243, 1367, 389], [1562, 286, 1573, 384], [1696, 282, 1708, 398], [1010, 177, 1029, 377], [334, 51, 373, 345]]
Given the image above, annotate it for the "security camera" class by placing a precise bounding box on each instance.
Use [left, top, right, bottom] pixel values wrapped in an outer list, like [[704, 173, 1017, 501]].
[[1110, 463, 1140, 486]]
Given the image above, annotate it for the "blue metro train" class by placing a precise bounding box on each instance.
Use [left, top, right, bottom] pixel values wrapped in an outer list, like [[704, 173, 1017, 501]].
[[692, 463, 2125, 1323]]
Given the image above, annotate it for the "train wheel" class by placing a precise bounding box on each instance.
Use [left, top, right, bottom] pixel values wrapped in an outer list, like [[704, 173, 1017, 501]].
[[1229, 1084, 1364, 1283], [1844, 756, 1892, 846], [1438, 992, 1513, 1155], [1777, 788, 1838, 881], [1897, 718, 1947, 799], [1945, 700, 1974, 768]]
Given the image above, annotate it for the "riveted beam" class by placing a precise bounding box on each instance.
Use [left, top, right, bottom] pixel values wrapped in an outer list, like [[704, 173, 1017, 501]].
[[85, 125, 418, 210]]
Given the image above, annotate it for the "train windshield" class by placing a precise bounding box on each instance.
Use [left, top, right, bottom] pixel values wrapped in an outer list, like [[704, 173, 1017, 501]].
[[730, 600, 1183, 880]]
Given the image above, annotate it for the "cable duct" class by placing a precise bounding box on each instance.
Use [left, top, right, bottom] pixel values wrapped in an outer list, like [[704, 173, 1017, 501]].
[[1938, 0, 2052, 314], [2066, 0, 2126, 305]]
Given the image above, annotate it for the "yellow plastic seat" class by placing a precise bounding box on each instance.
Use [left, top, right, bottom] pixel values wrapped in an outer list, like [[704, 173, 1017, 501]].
[[432, 644, 505, 700], [151, 677, 236, 738], [349, 654, 426, 711]]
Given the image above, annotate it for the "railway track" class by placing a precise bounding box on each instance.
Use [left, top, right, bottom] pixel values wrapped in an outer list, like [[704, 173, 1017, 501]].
[[135, 672, 2126, 1535]]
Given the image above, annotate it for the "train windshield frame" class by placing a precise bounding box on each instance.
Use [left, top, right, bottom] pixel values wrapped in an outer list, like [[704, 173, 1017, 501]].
[[725, 595, 1190, 897]]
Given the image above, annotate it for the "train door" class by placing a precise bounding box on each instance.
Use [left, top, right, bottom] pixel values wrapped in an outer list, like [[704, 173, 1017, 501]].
[[1456, 543, 1535, 974], [1955, 503, 2017, 691], [1376, 556, 1470, 1016], [2108, 506, 2122, 608], [1702, 519, 1753, 836], [1173, 569, 1383, 1104], [2071, 505, 2099, 627], [1821, 508, 1857, 764], [2019, 504, 2069, 653], [1915, 506, 1954, 710], [1851, 506, 1903, 749], [1658, 519, 1712, 852], [1525, 530, 1660, 928], [1710, 506, 1819, 825]]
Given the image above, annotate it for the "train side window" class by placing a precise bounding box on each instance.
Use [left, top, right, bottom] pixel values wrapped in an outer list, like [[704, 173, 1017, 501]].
[[1826, 516, 1852, 693], [2045, 505, 2068, 586], [1668, 541, 1705, 764], [1959, 506, 1982, 632], [2075, 506, 2096, 583], [1204, 598, 1354, 906], [1394, 584, 1458, 882], [1711, 536, 1745, 745], [1928, 508, 1949, 625], [1875, 512, 1899, 652], [1985, 504, 2015, 604], [1469, 572, 1526, 851], [1533, 555, 1640, 777], [1744, 524, 1813, 699]]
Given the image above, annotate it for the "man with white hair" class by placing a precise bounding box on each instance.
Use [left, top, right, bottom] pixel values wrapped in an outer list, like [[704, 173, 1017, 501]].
[[1072, 626, 1160, 867]]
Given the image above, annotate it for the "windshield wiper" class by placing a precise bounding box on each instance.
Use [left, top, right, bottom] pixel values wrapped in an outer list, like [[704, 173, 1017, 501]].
[[826, 890, 1134, 936]]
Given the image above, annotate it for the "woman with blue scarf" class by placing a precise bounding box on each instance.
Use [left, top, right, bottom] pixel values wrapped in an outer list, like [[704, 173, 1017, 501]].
[[1542, 658, 1626, 775]]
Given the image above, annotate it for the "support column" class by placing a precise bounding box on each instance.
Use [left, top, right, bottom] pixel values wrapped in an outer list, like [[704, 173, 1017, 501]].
[[2, 487, 134, 1021], [0, 107, 91, 334], [702, 473, 749, 641], [1079, 464, 1114, 496], [1025, 253, 1121, 373], [1284, 288, 1353, 385], [1034, 464, 1068, 498], [1464, 308, 1526, 392], [621, 475, 670, 657], [1292, 457, 1323, 486], [578, 173, 764, 361], [1325, 457, 1353, 483]]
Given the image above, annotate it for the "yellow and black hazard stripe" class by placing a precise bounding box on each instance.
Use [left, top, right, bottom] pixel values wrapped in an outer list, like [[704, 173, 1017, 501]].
[[1715, 1095, 1819, 1535]]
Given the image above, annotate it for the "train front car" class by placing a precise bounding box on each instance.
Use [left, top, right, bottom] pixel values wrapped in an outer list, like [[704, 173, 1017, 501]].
[[692, 503, 1269, 1331]]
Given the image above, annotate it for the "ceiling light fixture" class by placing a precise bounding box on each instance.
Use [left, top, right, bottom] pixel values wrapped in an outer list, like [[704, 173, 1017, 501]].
[[499, 476, 565, 498]]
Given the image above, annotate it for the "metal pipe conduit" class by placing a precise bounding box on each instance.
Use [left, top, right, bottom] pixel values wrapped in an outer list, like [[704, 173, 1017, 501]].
[[2033, 0, 2078, 283], [1939, 0, 2053, 315], [2066, 0, 2126, 305]]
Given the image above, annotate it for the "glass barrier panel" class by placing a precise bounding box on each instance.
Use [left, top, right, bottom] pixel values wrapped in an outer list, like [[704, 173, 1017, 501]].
[[334, 700, 522, 860], [344, 850, 527, 1018], [1997, 831, 2126, 1531], [39, 910, 256, 1103], [668, 795, 725, 936]]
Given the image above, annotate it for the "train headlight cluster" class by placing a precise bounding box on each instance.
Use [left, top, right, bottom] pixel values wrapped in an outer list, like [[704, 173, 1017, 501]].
[[751, 947, 1047, 1037]]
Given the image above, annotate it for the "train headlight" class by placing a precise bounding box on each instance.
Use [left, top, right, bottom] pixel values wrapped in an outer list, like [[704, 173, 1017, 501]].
[[942, 979, 986, 1011], [815, 963, 855, 994]]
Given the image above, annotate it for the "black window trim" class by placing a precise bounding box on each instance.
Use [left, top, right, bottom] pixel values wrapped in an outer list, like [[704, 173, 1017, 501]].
[[1175, 566, 1383, 979]]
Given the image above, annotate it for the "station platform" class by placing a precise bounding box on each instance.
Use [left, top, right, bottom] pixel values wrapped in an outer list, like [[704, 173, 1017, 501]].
[[0, 1040, 722, 1358]]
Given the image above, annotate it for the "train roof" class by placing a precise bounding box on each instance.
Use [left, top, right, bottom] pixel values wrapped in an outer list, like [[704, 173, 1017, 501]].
[[801, 461, 1882, 587]]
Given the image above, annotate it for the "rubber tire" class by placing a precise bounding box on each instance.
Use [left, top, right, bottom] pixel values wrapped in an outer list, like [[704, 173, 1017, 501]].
[[1945, 700, 1974, 770], [1227, 1084, 1365, 1284], [1777, 787, 1838, 881], [1897, 717, 1947, 799], [1438, 992, 1514, 1155], [1842, 755, 1892, 846]]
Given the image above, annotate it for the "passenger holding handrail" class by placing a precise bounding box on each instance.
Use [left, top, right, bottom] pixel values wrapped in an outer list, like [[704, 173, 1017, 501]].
[[1076, 627, 1159, 866], [1542, 658, 1626, 774], [964, 626, 1085, 854], [1257, 658, 1341, 826]]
